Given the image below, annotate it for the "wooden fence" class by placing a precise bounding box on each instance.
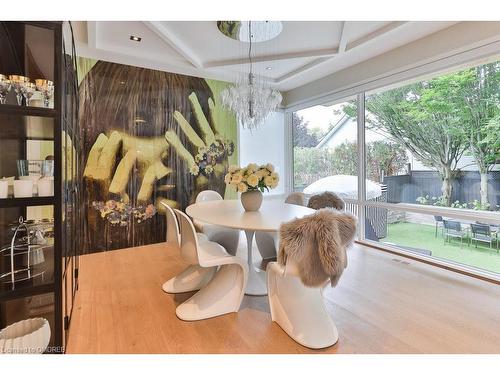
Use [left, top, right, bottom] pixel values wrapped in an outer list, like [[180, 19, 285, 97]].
[[383, 170, 500, 209]]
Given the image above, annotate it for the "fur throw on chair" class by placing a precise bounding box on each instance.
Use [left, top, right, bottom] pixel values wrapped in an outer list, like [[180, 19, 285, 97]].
[[285, 192, 306, 206], [307, 191, 345, 210], [278, 208, 357, 287]]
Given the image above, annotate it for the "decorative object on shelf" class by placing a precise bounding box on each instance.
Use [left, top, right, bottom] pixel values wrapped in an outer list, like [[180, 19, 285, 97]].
[[0, 180, 8, 199], [41, 160, 55, 178], [35, 79, 54, 108], [23, 82, 36, 106], [219, 21, 282, 131], [225, 163, 279, 211], [37, 178, 54, 197], [9, 75, 30, 106], [0, 317, 51, 354], [0, 177, 14, 197], [13, 180, 34, 198], [19, 176, 40, 196], [0, 74, 11, 104], [0, 216, 50, 287], [17, 160, 44, 196], [188, 136, 235, 176], [92, 200, 157, 226]]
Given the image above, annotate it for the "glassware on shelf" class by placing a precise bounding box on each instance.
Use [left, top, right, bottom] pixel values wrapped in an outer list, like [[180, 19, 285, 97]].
[[35, 79, 54, 108], [17, 160, 44, 177], [41, 160, 55, 178], [0, 74, 11, 104], [9, 75, 30, 106], [23, 82, 36, 106]]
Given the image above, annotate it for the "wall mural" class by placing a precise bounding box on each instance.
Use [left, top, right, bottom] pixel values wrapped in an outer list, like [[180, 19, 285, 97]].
[[77, 58, 238, 253]]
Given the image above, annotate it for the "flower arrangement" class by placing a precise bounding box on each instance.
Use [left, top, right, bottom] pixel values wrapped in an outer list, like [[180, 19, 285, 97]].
[[189, 136, 235, 176], [224, 163, 279, 193], [92, 200, 157, 226]]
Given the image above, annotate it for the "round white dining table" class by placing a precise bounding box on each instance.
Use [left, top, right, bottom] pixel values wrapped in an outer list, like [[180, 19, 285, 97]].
[[186, 199, 315, 296]]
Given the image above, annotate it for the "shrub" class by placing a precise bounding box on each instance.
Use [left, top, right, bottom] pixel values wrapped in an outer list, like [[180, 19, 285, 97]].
[[293, 140, 408, 188]]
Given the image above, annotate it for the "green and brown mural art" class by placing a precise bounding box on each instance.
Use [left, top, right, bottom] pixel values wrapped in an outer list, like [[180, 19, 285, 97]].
[[77, 58, 238, 252]]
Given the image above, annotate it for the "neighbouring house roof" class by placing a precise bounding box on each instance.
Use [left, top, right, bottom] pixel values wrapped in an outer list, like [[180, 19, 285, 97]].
[[315, 114, 352, 149]]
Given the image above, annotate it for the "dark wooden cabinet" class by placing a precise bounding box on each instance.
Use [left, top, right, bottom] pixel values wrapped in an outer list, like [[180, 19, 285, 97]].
[[0, 21, 81, 352]]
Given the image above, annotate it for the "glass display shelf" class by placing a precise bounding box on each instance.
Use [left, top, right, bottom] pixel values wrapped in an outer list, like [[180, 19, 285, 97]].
[[0, 104, 56, 118], [0, 280, 55, 301], [0, 197, 55, 208]]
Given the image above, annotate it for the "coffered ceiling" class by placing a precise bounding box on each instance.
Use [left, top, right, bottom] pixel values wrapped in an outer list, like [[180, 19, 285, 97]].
[[72, 21, 458, 91]]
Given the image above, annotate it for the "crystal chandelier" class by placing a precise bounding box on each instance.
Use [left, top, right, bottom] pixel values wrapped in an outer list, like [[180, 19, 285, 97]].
[[220, 21, 282, 131]]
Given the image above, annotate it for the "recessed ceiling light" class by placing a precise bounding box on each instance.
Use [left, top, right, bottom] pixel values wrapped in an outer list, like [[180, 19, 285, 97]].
[[130, 35, 142, 42], [266, 67, 272, 70]]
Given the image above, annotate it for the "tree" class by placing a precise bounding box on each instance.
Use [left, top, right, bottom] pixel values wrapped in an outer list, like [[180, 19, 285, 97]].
[[330, 141, 358, 175], [356, 62, 500, 207], [368, 141, 408, 182], [293, 147, 335, 187], [292, 113, 319, 147], [365, 81, 468, 206], [459, 62, 500, 206], [293, 140, 408, 188]]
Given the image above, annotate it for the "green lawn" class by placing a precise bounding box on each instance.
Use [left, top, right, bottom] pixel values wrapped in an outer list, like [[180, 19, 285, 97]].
[[383, 222, 500, 274]]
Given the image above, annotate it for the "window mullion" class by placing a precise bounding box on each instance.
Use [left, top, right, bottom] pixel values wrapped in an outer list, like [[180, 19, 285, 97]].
[[357, 92, 366, 240]]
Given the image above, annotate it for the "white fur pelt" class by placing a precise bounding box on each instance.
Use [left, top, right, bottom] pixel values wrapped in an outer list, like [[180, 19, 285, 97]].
[[278, 208, 357, 287]]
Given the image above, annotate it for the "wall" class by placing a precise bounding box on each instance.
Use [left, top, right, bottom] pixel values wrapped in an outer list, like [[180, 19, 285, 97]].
[[239, 111, 285, 196]]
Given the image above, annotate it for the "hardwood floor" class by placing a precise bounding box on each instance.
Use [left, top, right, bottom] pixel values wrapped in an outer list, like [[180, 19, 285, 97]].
[[66, 241, 500, 354]]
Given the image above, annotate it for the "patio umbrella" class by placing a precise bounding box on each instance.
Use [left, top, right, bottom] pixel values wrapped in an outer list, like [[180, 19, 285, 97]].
[[303, 174, 382, 200]]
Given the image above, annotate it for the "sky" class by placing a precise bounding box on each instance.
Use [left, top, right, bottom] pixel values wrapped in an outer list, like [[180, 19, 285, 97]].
[[296, 103, 345, 133]]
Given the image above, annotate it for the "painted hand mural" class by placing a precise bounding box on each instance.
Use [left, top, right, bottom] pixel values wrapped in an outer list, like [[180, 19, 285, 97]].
[[83, 92, 234, 205], [78, 60, 237, 252]]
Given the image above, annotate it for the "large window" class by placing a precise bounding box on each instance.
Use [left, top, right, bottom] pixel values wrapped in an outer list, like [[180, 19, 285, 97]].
[[292, 98, 358, 198], [291, 60, 500, 278]]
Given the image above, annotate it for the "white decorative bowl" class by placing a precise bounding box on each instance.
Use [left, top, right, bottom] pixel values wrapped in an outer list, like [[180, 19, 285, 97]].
[[37, 178, 54, 197], [0, 180, 8, 199], [0, 318, 51, 354], [13, 180, 34, 198], [19, 175, 40, 195]]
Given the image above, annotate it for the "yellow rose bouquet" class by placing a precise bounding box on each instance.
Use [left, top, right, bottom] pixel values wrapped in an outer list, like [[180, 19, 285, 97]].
[[224, 163, 279, 193]]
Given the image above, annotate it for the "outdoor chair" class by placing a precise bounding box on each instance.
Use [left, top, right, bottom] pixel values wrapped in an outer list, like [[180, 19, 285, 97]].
[[434, 215, 444, 238], [470, 223, 498, 251], [443, 220, 468, 248]]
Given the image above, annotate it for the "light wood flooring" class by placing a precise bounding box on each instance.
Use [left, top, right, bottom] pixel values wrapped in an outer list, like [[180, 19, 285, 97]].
[[66, 241, 500, 353]]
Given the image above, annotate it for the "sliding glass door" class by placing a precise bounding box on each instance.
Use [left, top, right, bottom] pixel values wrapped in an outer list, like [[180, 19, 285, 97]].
[[291, 60, 500, 279]]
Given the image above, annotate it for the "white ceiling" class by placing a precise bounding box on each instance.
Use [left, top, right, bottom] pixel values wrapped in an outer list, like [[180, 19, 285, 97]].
[[73, 21, 458, 91]]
